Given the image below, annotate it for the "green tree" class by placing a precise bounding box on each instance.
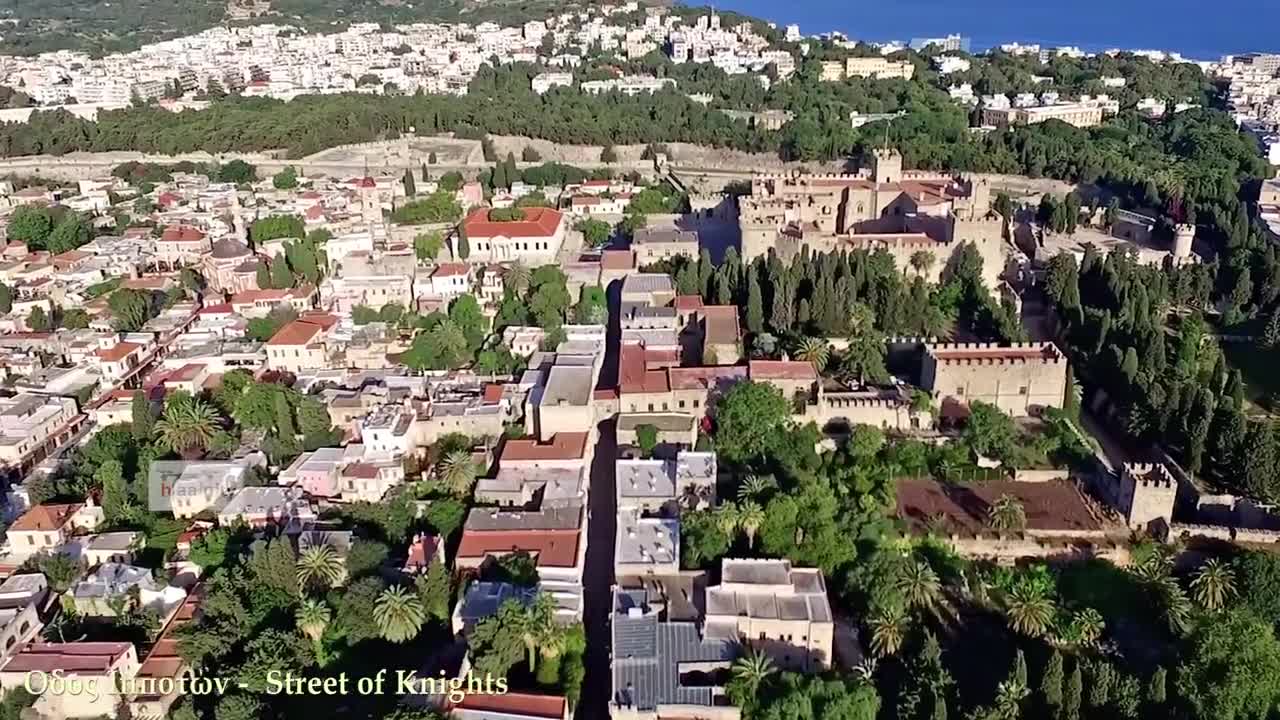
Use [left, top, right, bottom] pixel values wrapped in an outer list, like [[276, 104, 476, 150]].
[[438, 449, 478, 497], [96, 459, 129, 522], [713, 381, 790, 463], [255, 261, 271, 290], [374, 585, 427, 643], [1042, 650, 1064, 708], [601, 144, 618, 163], [6, 206, 53, 248], [295, 544, 344, 591], [273, 166, 298, 190], [635, 424, 659, 458], [745, 272, 764, 334], [108, 288, 153, 331], [294, 599, 331, 664], [988, 494, 1026, 531], [1176, 610, 1280, 720], [1149, 667, 1167, 705], [414, 559, 452, 623], [0, 283, 11, 314], [402, 168, 416, 197], [1190, 558, 1237, 611], [47, 213, 90, 253], [270, 255, 293, 289], [574, 285, 607, 324], [963, 402, 1019, 464], [26, 306, 49, 331], [1064, 661, 1083, 720], [131, 390, 154, 442], [154, 394, 221, 458], [730, 650, 776, 698], [575, 218, 611, 248], [414, 231, 443, 261], [1004, 582, 1054, 636]]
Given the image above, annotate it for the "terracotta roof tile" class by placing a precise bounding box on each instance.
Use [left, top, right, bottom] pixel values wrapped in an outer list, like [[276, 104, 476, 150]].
[[10, 503, 81, 532], [462, 207, 564, 239], [501, 432, 589, 462], [457, 528, 579, 568]]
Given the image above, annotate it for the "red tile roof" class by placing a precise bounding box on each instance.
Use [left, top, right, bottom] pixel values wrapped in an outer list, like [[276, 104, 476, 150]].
[[620, 345, 670, 394], [482, 383, 504, 403], [122, 277, 173, 290], [0, 642, 133, 675], [668, 365, 748, 391], [462, 207, 564, 239], [501, 432, 589, 463], [403, 534, 441, 572], [432, 262, 471, 278], [159, 226, 205, 243], [95, 342, 142, 363], [457, 528, 580, 568], [10, 503, 81, 532], [198, 303, 233, 315], [342, 463, 380, 480], [452, 692, 567, 719], [267, 319, 328, 346], [673, 295, 704, 311], [749, 359, 818, 382], [600, 249, 634, 271]]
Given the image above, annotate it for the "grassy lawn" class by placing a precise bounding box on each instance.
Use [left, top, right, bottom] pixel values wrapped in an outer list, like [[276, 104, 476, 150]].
[[137, 516, 187, 568]]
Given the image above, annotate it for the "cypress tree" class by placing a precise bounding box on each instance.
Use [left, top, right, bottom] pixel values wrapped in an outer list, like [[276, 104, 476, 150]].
[[492, 161, 508, 191], [270, 256, 293, 289], [256, 262, 271, 290], [746, 272, 764, 334], [131, 390, 153, 442], [457, 230, 470, 260], [1147, 667, 1166, 705], [1013, 649, 1028, 690], [402, 169, 416, 197], [1063, 662, 1083, 720], [421, 162, 429, 181], [274, 392, 295, 438], [1041, 650, 1064, 708]]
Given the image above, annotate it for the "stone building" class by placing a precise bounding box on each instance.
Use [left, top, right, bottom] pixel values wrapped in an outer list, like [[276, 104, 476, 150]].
[[704, 559, 833, 672], [1114, 462, 1178, 532], [738, 150, 1007, 290], [921, 342, 1067, 418]]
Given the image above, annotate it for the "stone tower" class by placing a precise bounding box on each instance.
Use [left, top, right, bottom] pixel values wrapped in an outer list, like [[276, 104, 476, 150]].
[[1118, 462, 1177, 533], [1173, 224, 1195, 260], [873, 149, 903, 186]]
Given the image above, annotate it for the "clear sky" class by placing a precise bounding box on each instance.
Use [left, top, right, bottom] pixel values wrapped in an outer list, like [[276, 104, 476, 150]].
[[696, 0, 1280, 60]]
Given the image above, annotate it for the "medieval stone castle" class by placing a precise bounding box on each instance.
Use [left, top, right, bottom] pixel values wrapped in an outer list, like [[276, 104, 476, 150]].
[[738, 150, 1008, 290]]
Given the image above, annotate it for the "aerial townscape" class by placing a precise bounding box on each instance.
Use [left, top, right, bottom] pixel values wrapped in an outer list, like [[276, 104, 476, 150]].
[[0, 1, 1278, 720]]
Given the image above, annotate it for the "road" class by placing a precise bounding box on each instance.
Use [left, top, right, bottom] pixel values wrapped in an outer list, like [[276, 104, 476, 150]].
[[576, 276, 624, 720]]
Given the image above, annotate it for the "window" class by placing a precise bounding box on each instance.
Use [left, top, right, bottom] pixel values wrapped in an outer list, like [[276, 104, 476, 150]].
[[648, 403, 654, 412], [662, 403, 668, 411], [759, 632, 767, 641], [1018, 386, 1028, 395], [678, 400, 686, 409], [25, 536, 32, 546], [692, 399, 700, 408], [955, 387, 964, 396]]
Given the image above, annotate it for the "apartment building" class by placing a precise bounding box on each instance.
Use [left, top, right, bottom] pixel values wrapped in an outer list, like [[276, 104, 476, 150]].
[[704, 559, 834, 671], [0, 394, 81, 470]]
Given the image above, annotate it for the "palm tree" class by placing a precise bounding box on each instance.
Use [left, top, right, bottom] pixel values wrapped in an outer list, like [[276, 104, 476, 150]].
[[716, 501, 740, 537], [1190, 558, 1236, 611], [987, 494, 1027, 532], [737, 474, 777, 502], [374, 585, 427, 643], [505, 261, 531, 293], [793, 337, 830, 370], [897, 560, 943, 615], [731, 649, 776, 696], [738, 501, 764, 549], [296, 544, 345, 591], [1004, 584, 1055, 637], [1067, 607, 1105, 647], [438, 449, 478, 496], [296, 599, 331, 643], [154, 395, 221, 458], [1160, 578, 1194, 634], [909, 250, 935, 278], [868, 606, 908, 657], [993, 679, 1029, 719]]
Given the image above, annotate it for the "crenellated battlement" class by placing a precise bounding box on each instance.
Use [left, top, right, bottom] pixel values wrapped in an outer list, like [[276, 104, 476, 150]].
[[1122, 462, 1176, 489], [925, 341, 1065, 366]]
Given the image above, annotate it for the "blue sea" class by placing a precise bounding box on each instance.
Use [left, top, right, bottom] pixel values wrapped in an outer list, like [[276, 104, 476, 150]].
[[695, 0, 1280, 60]]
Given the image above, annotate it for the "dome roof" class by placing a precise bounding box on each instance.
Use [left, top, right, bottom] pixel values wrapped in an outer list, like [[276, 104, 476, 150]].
[[210, 238, 251, 260]]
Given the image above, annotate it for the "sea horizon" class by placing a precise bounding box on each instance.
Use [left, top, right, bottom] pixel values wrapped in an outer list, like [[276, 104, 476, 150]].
[[692, 0, 1280, 61]]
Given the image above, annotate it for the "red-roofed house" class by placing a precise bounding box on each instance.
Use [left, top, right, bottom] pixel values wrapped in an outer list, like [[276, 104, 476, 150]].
[[154, 225, 210, 269], [428, 262, 473, 300], [0, 642, 139, 718], [500, 432, 590, 464], [266, 314, 338, 373], [93, 341, 146, 383], [229, 285, 316, 318], [461, 207, 566, 265], [401, 532, 446, 574], [8, 503, 87, 551], [749, 360, 819, 402]]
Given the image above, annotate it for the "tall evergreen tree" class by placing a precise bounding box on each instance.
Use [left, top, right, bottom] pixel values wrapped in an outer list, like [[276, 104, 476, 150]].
[[402, 169, 416, 197], [131, 390, 154, 442], [1041, 650, 1064, 709], [1063, 662, 1083, 720], [745, 272, 764, 334], [1147, 667, 1166, 705]]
